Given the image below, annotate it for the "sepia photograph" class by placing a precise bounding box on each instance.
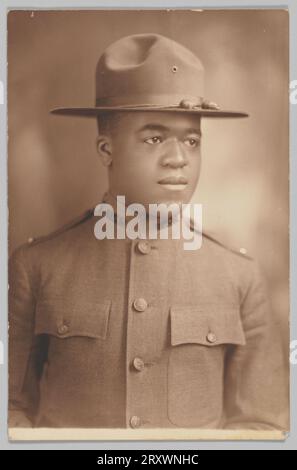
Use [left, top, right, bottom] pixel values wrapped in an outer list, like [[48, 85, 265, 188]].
[[7, 9, 289, 440]]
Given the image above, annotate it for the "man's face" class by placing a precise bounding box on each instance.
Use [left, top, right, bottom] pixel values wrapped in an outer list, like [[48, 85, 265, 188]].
[[103, 111, 202, 207]]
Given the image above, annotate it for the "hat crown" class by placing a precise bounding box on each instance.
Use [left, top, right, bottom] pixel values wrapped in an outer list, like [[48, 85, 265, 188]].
[[95, 33, 205, 107]]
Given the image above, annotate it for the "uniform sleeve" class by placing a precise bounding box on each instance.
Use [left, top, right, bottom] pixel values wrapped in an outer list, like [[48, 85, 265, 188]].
[[223, 260, 289, 431], [8, 246, 43, 427]]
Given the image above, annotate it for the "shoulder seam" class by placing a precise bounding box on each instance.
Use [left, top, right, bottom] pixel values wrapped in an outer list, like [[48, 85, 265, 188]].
[[202, 231, 253, 260], [26, 208, 94, 247], [190, 215, 253, 259]]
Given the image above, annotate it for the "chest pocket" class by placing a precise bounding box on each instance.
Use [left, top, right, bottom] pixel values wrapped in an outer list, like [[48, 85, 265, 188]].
[[170, 304, 246, 347], [167, 304, 246, 428], [34, 298, 112, 400], [34, 298, 111, 340]]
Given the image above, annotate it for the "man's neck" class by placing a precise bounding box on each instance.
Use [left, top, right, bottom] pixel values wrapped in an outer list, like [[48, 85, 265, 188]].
[[101, 190, 176, 231]]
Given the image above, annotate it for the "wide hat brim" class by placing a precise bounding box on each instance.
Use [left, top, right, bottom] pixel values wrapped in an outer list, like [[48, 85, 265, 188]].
[[50, 106, 248, 118]]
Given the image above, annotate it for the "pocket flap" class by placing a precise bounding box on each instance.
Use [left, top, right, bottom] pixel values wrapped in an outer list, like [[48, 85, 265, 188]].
[[170, 304, 246, 346], [34, 298, 111, 339]]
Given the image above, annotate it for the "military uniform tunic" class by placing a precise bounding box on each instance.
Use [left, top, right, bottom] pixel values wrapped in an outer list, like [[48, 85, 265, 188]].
[[8, 209, 288, 429]]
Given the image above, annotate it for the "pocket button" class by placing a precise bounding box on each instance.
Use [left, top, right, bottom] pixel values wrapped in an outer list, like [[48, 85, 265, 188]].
[[206, 331, 217, 344], [57, 324, 69, 336]]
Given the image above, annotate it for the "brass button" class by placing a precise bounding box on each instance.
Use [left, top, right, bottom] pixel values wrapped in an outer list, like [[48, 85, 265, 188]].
[[133, 357, 145, 372], [179, 98, 202, 109], [27, 237, 34, 244], [137, 240, 151, 255], [133, 298, 148, 312], [57, 324, 69, 336], [206, 332, 217, 344], [130, 415, 141, 429]]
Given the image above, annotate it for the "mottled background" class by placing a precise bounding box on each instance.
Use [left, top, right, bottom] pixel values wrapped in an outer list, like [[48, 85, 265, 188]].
[[8, 10, 289, 352]]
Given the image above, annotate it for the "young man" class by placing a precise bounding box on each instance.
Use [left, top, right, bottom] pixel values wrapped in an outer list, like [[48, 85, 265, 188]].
[[9, 34, 288, 430]]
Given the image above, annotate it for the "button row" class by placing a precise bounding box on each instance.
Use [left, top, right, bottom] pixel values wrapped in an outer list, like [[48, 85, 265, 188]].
[[130, 415, 141, 428], [132, 357, 145, 372], [133, 298, 148, 312], [137, 240, 151, 255]]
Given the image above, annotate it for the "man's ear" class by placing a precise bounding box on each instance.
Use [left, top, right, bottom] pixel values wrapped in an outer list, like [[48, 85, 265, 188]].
[[96, 135, 113, 167]]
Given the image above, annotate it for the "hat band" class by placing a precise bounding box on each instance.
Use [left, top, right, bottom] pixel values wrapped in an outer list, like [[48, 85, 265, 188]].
[[96, 94, 204, 108]]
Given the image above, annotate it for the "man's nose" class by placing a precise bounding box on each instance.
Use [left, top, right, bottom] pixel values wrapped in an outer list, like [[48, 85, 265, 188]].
[[160, 138, 188, 168]]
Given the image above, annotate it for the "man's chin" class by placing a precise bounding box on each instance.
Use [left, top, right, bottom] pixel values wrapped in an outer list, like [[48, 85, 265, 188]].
[[123, 190, 194, 209], [138, 199, 189, 211], [156, 193, 193, 207]]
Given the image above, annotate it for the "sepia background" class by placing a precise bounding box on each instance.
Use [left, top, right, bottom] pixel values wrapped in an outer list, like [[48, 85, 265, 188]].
[[8, 10, 289, 355]]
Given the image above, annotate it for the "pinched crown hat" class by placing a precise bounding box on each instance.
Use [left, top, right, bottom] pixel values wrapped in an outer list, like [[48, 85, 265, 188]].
[[51, 33, 248, 118]]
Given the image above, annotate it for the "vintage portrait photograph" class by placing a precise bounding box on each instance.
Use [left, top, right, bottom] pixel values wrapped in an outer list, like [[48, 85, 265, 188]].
[[7, 9, 289, 440]]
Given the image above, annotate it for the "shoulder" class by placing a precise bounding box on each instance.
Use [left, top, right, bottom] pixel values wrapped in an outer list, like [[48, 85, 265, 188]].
[[27, 208, 94, 247], [188, 221, 264, 296], [202, 230, 253, 261], [190, 218, 252, 261], [192, 228, 268, 308], [10, 207, 95, 264], [203, 228, 263, 271]]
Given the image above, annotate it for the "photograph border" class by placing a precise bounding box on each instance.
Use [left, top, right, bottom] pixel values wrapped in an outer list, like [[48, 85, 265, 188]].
[[1, 0, 296, 449]]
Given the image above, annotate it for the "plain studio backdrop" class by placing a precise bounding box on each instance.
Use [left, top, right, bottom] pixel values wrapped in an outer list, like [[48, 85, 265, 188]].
[[8, 9, 289, 357]]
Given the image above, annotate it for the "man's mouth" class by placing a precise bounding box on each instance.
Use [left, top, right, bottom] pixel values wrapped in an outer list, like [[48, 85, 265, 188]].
[[158, 175, 188, 191]]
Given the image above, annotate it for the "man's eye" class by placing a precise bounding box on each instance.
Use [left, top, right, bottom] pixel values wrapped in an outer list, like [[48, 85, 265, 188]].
[[144, 136, 162, 145], [184, 138, 200, 148]]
